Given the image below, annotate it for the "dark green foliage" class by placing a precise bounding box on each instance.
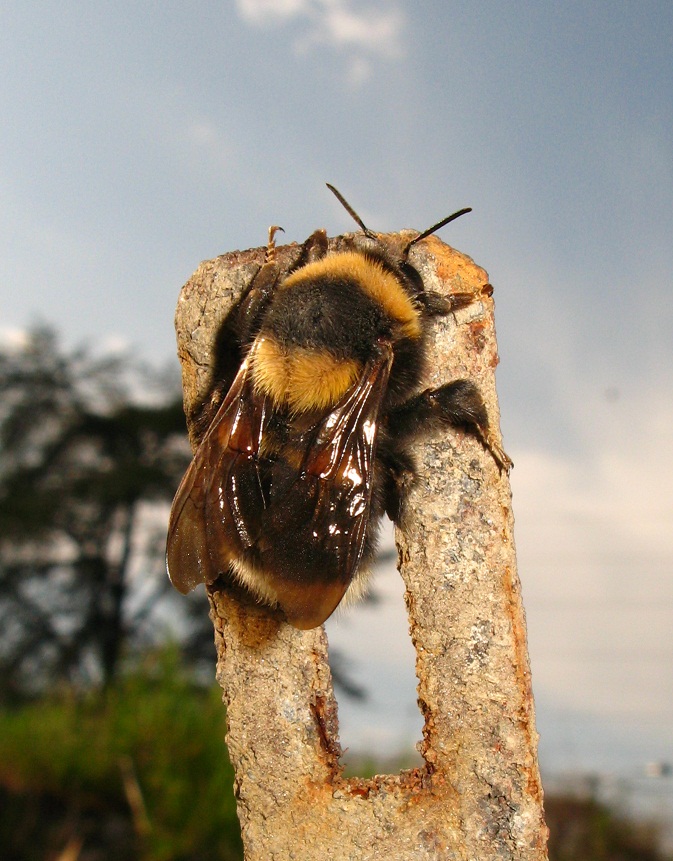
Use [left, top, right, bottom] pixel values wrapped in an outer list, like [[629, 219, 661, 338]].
[[0, 648, 242, 861], [545, 794, 671, 861]]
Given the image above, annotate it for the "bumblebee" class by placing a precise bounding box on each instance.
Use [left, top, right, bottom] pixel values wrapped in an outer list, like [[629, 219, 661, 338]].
[[166, 185, 510, 629]]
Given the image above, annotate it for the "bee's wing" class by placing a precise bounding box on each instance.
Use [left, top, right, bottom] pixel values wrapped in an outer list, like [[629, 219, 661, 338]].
[[166, 352, 268, 594], [167, 342, 394, 631], [258, 345, 394, 628]]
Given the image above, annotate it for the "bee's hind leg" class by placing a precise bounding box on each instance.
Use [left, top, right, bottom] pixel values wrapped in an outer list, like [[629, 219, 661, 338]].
[[386, 380, 512, 472]]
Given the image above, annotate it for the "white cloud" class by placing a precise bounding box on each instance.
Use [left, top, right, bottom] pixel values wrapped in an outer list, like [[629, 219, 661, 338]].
[[235, 0, 406, 83], [511, 386, 673, 723], [180, 117, 235, 178], [344, 55, 372, 88], [510, 371, 673, 544], [300, 1, 404, 57], [185, 121, 220, 148], [96, 334, 131, 356], [0, 327, 31, 352], [236, 0, 310, 24]]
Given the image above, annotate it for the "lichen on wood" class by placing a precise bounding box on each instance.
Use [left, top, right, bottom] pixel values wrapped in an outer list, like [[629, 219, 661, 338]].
[[173, 231, 548, 860]]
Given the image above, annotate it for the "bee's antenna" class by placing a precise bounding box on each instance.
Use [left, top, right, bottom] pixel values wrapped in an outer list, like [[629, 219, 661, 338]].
[[403, 207, 472, 256], [326, 184, 377, 239]]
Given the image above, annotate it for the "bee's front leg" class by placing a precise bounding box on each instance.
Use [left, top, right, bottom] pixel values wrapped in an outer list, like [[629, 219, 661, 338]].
[[236, 226, 287, 346], [419, 284, 492, 317]]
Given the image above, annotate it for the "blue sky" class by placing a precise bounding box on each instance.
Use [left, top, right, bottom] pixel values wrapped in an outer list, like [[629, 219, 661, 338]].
[[2, 1, 672, 783]]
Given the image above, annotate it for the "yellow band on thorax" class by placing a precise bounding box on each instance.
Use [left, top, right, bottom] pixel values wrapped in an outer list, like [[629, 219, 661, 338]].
[[281, 252, 422, 340]]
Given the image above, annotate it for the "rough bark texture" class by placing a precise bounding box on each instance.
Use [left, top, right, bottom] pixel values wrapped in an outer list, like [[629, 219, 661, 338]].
[[173, 231, 548, 860]]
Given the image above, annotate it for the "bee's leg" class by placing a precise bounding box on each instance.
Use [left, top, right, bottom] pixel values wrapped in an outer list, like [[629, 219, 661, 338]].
[[289, 228, 329, 271], [235, 226, 288, 345], [237, 227, 329, 343], [421, 291, 475, 316], [264, 225, 284, 264], [416, 283, 494, 317], [377, 448, 417, 524], [386, 380, 512, 472], [193, 228, 286, 438]]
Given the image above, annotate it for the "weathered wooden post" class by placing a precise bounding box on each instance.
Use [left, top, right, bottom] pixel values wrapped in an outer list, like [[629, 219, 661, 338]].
[[172, 229, 548, 860]]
